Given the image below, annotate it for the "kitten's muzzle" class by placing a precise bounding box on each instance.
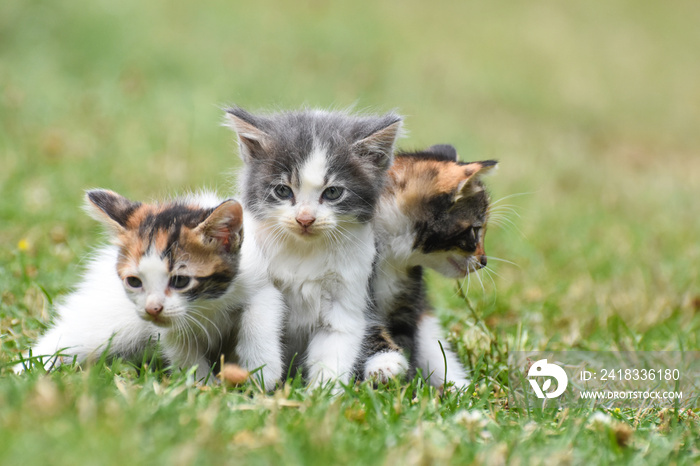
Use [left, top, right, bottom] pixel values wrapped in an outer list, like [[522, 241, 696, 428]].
[[478, 255, 487, 268]]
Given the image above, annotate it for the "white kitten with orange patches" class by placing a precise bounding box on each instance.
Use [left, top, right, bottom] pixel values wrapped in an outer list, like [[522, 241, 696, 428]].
[[17, 190, 285, 385]]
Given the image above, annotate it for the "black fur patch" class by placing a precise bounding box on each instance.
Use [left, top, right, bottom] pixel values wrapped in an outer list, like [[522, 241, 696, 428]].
[[185, 271, 236, 301], [384, 266, 425, 371], [428, 144, 458, 161], [396, 147, 497, 170], [358, 266, 426, 380], [412, 189, 489, 254], [363, 325, 401, 354], [138, 204, 213, 240], [88, 190, 142, 228]]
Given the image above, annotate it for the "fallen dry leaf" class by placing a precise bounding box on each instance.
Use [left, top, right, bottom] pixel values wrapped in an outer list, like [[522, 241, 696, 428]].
[[219, 363, 250, 386]]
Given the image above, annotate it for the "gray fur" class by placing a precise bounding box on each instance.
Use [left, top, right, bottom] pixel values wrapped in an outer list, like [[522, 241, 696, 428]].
[[225, 107, 403, 223]]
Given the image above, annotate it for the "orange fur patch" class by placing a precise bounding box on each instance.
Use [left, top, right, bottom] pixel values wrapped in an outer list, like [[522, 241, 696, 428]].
[[113, 202, 237, 281], [390, 158, 475, 213]]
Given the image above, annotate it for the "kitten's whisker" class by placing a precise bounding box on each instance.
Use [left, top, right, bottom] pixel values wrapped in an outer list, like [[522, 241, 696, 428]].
[[489, 214, 515, 226], [489, 202, 520, 210], [335, 224, 373, 252], [178, 319, 195, 366], [472, 261, 486, 293], [488, 211, 516, 223], [189, 307, 224, 347], [489, 208, 521, 219], [333, 231, 362, 253], [484, 256, 520, 268], [489, 216, 525, 237], [259, 223, 288, 255], [480, 264, 500, 284], [183, 314, 213, 352], [496, 216, 522, 232], [480, 266, 499, 303], [336, 227, 369, 250], [463, 265, 472, 296], [455, 261, 475, 299], [487, 213, 519, 228], [183, 318, 199, 366], [490, 192, 533, 207], [173, 319, 194, 370], [482, 266, 503, 280], [488, 204, 521, 214]]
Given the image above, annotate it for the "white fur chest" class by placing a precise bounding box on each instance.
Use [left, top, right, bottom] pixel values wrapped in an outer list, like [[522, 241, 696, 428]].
[[260, 222, 376, 329]]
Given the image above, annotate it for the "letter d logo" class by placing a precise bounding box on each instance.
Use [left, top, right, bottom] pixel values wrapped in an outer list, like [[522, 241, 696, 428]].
[[527, 359, 568, 399]]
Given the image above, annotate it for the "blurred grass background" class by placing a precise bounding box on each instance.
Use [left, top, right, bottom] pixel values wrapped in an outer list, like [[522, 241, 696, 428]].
[[1, 0, 699, 464]]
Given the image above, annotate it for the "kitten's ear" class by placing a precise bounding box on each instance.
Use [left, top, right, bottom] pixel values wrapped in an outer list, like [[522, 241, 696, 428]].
[[428, 144, 458, 161], [85, 189, 142, 234], [352, 114, 403, 170], [194, 199, 243, 253], [223, 107, 269, 163], [455, 160, 498, 201]]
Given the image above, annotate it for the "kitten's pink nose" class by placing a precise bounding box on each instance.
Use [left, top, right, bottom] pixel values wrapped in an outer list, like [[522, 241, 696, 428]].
[[296, 213, 316, 228], [146, 304, 164, 317]]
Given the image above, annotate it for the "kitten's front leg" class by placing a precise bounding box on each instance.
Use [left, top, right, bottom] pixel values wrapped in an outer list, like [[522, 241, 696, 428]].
[[415, 314, 470, 389], [161, 341, 214, 384], [235, 284, 285, 389], [16, 316, 148, 373], [361, 324, 409, 383], [188, 355, 215, 384], [306, 301, 366, 389]]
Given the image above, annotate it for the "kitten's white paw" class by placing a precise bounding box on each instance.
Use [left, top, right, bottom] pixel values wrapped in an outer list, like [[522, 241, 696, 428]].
[[305, 366, 349, 395], [236, 356, 282, 390], [258, 363, 283, 391], [306, 379, 344, 397], [364, 351, 409, 383]]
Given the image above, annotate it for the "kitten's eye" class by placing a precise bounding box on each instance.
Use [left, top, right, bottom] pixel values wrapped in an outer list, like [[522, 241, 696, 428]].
[[321, 186, 344, 201], [125, 276, 143, 289], [274, 184, 294, 200], [170, 276, 191, 290], [459, 227, 478, 251]]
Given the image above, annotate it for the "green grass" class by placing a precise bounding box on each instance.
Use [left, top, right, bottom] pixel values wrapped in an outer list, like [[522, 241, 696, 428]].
[[1, 0, 699, 464]]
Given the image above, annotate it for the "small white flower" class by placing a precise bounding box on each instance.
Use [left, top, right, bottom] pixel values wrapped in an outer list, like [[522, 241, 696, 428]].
[[588, 411, 613, 429], [454, 409, 488, 429]]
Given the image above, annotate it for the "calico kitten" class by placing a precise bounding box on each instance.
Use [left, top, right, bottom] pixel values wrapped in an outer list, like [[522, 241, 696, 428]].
[[365, 144, 497, 388], [225, 106, 404, 388], [18, 190, 249, 382]]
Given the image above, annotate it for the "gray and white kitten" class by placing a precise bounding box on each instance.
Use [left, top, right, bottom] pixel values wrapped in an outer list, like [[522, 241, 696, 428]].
[[225, 107, 403, 388]]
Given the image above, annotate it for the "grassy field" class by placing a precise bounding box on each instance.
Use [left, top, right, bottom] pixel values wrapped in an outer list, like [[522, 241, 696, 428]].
[[1, 0, 699, 464]]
